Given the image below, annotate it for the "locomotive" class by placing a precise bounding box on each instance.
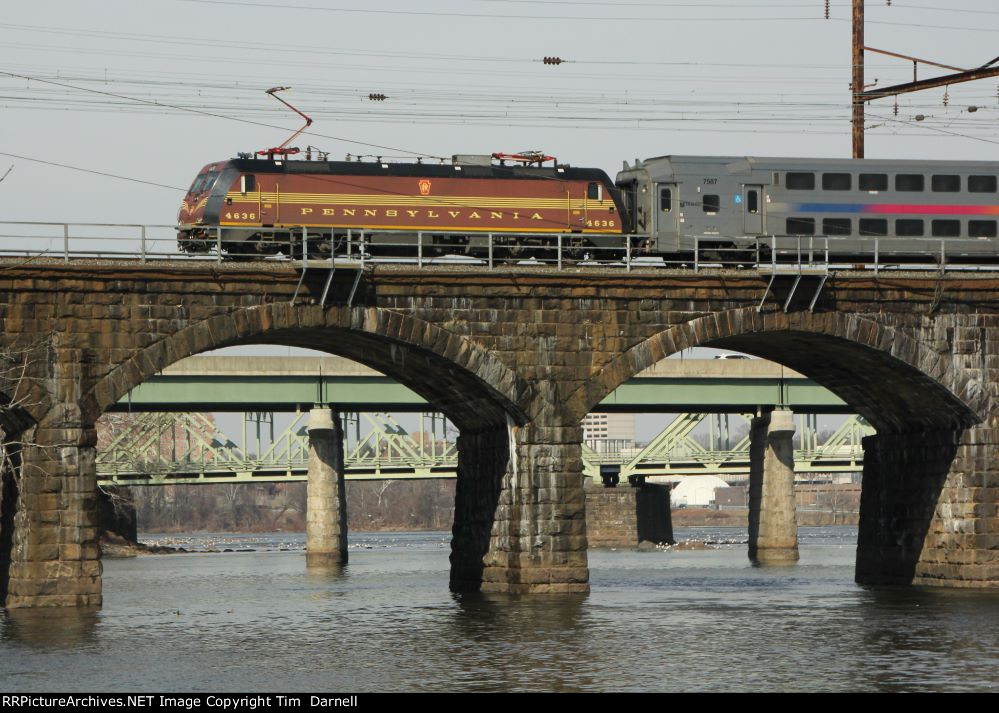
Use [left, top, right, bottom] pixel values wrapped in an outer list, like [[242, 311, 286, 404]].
[[177, 152, 625, 259]]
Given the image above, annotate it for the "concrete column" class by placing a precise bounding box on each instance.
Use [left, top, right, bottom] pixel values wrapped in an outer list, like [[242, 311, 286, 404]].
[[306, 408, 347, 567], [748, 409, 799, 564]]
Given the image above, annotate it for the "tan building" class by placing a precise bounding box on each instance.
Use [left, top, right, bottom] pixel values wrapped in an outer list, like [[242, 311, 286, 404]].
[[582, 413, 636, 454]]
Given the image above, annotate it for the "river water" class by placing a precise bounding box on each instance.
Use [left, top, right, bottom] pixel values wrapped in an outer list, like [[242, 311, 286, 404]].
[[1, 527, 996, 692]]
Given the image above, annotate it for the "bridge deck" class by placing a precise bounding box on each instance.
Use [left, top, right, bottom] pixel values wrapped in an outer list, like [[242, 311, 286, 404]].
[[114, 356, 848, 413]]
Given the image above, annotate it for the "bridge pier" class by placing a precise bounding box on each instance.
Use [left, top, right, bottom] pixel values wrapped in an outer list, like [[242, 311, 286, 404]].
[[452, 420, 589, 594], [306, 408, 348, 568], [5, 416, 102, 608], [482, 422, 589, 594], [856, 427, 999, 588], [748, 409, 799, 564]]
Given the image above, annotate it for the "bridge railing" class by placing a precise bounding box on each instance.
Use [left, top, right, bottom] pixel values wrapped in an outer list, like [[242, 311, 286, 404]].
[[0, 221, 186, 262], [2, 221, 997, 272], [756, 235, 999, 273]]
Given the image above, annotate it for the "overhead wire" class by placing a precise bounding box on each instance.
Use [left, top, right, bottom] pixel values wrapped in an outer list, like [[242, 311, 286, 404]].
[[0, 71, 447, 160], [172, 0, 999, 32], [0, 150, 187, 190]]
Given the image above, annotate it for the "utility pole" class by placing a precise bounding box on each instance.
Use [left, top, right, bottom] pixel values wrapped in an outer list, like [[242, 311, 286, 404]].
[[850, 0, 999, 159], [851, 0, 864, 158]]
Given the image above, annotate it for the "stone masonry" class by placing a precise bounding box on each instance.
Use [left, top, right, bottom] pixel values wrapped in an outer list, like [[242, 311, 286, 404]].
[[0, 260, 996, 606]]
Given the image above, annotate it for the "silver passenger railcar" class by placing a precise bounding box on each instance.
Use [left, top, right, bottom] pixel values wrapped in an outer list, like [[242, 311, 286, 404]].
[[616, 156, 999, 258]]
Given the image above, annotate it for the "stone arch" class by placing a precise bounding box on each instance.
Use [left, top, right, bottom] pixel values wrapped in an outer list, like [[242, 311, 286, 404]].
[[567, 307, 986, 432], [75, 302, 538, 597], [83, 303, 532, 432]]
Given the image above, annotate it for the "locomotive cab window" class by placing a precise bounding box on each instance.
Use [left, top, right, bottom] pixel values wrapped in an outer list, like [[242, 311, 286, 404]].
[[931, 175, 960, 193], [969, 175, 997, 193], [786, 172, 815, 190], [660, 188, 672, 213], [895, 174, 924, 192], [859, 173, 888, 192], [822, 173, 851, 191], [189, 171, 219, 194], [240, 175, 256, 195], [702, 194, 720, 214], [587, 182, 602, 201]]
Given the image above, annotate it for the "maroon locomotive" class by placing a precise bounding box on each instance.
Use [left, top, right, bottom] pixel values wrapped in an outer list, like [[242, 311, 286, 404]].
[[177, 151, 626, 258]]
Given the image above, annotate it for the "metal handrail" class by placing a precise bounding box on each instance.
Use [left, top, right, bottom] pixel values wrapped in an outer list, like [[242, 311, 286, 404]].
[[0, 220, 996, 273]]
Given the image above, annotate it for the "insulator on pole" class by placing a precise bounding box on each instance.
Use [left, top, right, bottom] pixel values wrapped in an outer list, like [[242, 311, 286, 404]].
[[825, 0, 830, 19]]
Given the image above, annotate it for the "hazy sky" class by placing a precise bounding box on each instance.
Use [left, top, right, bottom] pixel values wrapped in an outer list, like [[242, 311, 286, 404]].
[[2, 0, 998, 229]]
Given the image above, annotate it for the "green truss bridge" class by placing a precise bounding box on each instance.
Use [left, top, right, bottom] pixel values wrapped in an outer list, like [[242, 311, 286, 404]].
[[98, 356, 870, 486]]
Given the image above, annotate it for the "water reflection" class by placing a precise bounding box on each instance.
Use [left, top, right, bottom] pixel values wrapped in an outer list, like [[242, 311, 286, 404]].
[[2, 607, 99, 649], [444, 592, 593, 692], [0, 528, 995, 692]]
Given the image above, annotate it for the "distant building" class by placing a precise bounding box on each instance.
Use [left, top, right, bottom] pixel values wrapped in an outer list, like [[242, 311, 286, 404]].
[[582, 413, 636, 454], [671, 475, 730, 508]]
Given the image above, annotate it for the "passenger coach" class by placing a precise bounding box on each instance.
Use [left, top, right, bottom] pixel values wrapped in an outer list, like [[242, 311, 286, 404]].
[[616, 156, 999, 257]]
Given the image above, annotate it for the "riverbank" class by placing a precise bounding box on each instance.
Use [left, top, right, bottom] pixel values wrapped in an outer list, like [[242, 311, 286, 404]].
[[671, 507, 858, 527]]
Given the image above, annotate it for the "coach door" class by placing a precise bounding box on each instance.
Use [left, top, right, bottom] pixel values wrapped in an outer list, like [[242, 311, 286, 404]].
[[656, 183, 680, 250], [742, 185, 764, 235]]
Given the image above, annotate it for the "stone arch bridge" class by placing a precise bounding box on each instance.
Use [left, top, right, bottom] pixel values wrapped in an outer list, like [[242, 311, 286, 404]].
[[0, 260, 996, 607]]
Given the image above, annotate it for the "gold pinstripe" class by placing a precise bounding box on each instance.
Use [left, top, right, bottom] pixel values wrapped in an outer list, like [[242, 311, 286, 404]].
[[226, 191, 605, 210], [218, 221, 619, 233]]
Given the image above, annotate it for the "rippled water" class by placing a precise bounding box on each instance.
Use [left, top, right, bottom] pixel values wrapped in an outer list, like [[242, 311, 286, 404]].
[[1, 527, 996, 692]]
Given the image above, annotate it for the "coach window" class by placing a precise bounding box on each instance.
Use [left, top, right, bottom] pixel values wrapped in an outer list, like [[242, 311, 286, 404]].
[[822, 218, 851, 236], [896, 219, 924, 236], [969, 220, 997, 238], [703, 194, 720, 214], [240, 175, 256, 194], [932, 220, 961, 237], [895, 174, 924, 192], [969, 175, 997, 193], [786, 217, 815, 235], [822, 173, 851, 191], [786, 173, 815, 190], [859, 173, 888, 192], [931, 175, 961, 193], [660, 188, 672, 213], [747, 189, 758, 214], [859, 218, 888, 236]]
